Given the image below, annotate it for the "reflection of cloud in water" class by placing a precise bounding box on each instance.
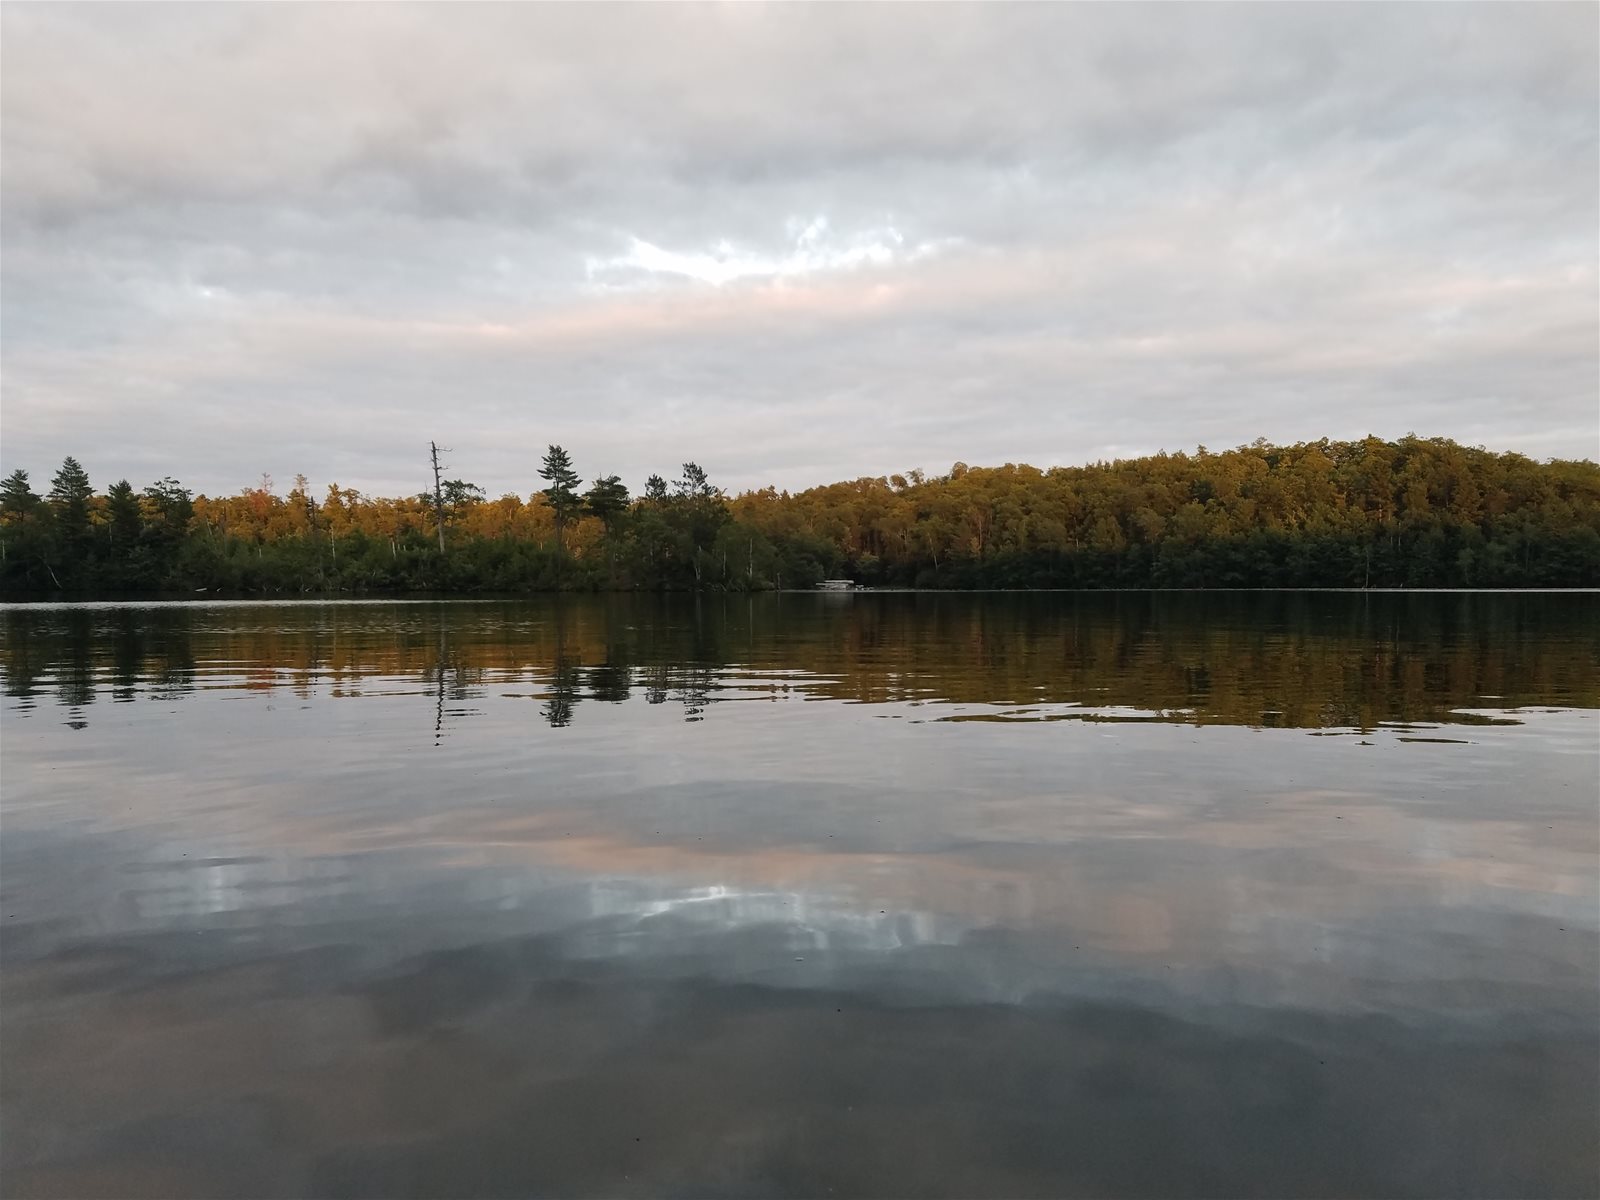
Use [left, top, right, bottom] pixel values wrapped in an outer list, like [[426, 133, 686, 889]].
[[581, 881, 964, 956], [4, 597, 1597, 1196], [6, 924, 1596, 1200], [9, 801, 1593, 1033]]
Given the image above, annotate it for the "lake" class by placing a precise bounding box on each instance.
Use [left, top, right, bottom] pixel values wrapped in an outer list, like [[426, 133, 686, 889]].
[[1, 592, 1596, 1198]]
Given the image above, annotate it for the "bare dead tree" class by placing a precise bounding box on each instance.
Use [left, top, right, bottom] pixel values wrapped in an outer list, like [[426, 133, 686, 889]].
[[430, 441, 450, 552]]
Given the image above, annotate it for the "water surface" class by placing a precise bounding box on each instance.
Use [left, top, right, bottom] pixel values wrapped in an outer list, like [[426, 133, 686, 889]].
[[2, 593, 1596, 1198]]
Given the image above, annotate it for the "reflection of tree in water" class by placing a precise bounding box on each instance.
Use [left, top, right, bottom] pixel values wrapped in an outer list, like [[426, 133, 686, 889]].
[[535, 609, 583, 729], [587, 662, 632, 705], [423, 628, 486, 744], [541, 656, 581, 728], [54, 612, 95, 728], [143, 613, 197, 703], [641, 663, 671, 707], [109, 611, 145, 703], [2, 612, 48, 705], [630, 661, 714, 721], [0, 608, 195, 727], [2, 593, 1596, 733], [670, 663, 718, 722]]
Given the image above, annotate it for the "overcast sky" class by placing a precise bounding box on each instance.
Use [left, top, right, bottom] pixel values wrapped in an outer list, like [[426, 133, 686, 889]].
[[2, 3, 1596, 500]]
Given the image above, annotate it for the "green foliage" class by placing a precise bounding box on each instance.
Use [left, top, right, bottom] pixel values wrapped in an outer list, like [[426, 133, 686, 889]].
[[441, 479, 485, 512], [1, 436, 1596, 596], [585, 475, 630, 532], [0, 468, 57, 590], [143, 477, 194, 537], [539, 445, 583, 552], [0, 469, 40, 518], [107, 480, 142, 544], [48, 457, 94, 534]]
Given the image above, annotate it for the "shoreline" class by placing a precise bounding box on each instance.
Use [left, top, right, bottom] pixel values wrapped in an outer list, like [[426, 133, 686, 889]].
[[3, 586, 1597, 609]]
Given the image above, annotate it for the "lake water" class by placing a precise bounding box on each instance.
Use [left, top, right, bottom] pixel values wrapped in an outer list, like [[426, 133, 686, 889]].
[[1, 593, 1596, 1198]]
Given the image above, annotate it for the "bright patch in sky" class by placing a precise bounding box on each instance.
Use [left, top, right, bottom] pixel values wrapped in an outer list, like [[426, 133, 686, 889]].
[[586, 216, 953, 288], [0, 4, 1594, 497]]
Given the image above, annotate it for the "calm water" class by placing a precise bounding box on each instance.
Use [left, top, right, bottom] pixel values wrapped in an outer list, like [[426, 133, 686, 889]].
[[1, 593, 1596, 1199]]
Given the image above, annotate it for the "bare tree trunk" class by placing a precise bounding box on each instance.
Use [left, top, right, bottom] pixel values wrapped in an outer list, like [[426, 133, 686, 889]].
[[430, 441, 448, 552]]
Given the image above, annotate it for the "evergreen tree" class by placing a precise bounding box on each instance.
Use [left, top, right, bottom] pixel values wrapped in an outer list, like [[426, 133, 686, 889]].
[[0, 468, 54, 590], [538, 445, 583, 554], [584, 475, 630, 535], [673, 462, 727, 582], [48, 457, 94, 543], [2, 437, 1598, 596], [106, 480, 142, 545], [0, 469, 40, 519], [143, 478, 193, 538], [585, 474, 631, 583]]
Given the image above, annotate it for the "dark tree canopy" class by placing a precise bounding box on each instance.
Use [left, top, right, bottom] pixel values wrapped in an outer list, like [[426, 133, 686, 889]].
[[539, 445, 583, 553], [2, 436, 1596, 596], [585, 475, 630, 532], [49, 457, 94, 540], [143, 478, 193, 536], [106, 480, 142, 544], [441, 480, 485, 511], [1, 469, 40, 518]]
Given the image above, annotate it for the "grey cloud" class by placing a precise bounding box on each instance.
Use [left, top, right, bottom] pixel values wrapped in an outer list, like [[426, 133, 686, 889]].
[[1, 3, 1595, 500]]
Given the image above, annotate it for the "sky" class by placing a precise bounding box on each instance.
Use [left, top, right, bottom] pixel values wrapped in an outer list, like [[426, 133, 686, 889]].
[[2, 3, 1596, 501]]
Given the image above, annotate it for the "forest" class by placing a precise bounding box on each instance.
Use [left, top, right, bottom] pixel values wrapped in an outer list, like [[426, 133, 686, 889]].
[[1, 435, 1597, 596]]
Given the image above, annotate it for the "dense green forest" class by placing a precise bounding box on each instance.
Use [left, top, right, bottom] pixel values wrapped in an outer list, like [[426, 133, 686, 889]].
[[2, 436, 1597, 596]]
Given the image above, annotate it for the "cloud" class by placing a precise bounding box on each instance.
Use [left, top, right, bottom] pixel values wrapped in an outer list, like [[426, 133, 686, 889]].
[[1, 3, 1595, 498], [582, 218, 956, 290]]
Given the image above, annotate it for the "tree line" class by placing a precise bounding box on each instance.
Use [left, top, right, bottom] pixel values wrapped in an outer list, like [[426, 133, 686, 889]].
[[1, 435, 1596, 596]]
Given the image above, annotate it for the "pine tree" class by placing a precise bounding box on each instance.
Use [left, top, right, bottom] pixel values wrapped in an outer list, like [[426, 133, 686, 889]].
[[584, 475, 630, 536], [538, 445, 583, 555], [0, 469, 40, 519], [585, 474, 630, 583], [106, 480, 143, 545], [0, 468, 52, 587], [48, 456, 93, 542]]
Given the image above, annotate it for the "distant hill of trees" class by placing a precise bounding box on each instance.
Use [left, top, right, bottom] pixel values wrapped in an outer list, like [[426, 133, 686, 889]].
[[2, 436, 1597, 596]]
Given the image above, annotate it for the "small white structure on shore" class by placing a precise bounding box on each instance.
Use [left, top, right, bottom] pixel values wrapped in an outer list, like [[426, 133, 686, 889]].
[[817, 579, 856, 591]]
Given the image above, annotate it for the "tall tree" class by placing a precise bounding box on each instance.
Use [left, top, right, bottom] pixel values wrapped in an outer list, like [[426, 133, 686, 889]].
[[0, 469, 41, 520], [675, 461, 715, 502], [48, 456, 94, 543], [539, 445, 583, 554], [429, 442, 449, 552], [288, 474, 316, 534], [442, 479, 485, 516], [674, 461, 728, 581], [2, 435, 1599, 596], [585, 474, 630, 536], [143, 477, 194, 539], [106, 480, 142, 545], [0, 468, 55, 589], [585, 474, 630, 582]]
